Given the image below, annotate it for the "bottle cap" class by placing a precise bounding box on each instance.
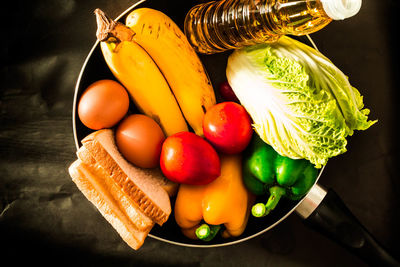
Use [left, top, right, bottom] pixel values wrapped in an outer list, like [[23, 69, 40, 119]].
[[321, 0, 362, 20]]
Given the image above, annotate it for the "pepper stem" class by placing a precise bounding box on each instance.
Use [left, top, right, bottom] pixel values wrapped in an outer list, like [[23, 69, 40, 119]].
[[252, 203, 267, 217], [251, 186, 286, 217], [195, 224, 221, 241]]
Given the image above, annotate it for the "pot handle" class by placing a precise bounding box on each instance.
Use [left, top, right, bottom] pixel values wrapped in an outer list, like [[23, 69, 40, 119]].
[[295, 184, 399, 267]]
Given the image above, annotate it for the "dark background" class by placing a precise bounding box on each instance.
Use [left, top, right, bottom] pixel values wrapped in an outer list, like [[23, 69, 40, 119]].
[[1, 0, 399, 266]]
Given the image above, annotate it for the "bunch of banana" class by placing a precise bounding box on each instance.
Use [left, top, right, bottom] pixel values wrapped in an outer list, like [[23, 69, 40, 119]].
[[95, 8, 216, 136]]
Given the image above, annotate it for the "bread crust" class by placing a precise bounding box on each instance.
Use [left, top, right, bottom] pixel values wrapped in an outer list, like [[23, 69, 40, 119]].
[[81, 129, 171, 225], [77, 146, 154, 231], [68, 159, 153, 250]]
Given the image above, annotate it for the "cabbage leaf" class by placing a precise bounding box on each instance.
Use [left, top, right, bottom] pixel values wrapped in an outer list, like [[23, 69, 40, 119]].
[[226, 36, 376, 168]]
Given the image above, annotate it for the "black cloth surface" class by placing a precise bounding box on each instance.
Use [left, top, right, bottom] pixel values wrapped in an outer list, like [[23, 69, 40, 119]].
[[1, 0, 399, 266]]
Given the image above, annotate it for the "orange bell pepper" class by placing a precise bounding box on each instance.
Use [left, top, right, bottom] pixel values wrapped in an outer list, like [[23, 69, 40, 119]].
[[174, 154, 255, 241]]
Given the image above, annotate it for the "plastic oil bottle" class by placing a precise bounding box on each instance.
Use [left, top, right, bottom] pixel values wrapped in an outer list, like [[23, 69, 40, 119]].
[[184, 0, 362, 54]]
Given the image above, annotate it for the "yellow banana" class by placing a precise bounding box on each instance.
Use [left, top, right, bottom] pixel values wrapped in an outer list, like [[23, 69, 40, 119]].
[[125, 8, 216, 136], [95, 9, 188, 136]]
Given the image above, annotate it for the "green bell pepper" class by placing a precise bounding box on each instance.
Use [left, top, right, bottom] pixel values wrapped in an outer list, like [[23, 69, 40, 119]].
[[243, 135, 318, 217]]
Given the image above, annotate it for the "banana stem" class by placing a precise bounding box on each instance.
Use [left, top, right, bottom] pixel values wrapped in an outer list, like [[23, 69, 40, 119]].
[[94, 8, 135, 43]]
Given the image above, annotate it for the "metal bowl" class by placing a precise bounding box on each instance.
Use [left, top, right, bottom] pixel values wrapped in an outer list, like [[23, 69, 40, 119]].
[[72, 0, 324, 248]]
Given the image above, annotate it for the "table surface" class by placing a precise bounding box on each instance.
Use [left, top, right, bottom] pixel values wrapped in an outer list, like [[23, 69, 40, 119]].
[[2, 0, 399, 266]]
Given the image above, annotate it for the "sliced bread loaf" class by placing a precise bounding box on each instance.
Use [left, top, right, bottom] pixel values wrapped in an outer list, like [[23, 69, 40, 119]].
[[81, 129, 171, 225], [69, 159, 153, 250]]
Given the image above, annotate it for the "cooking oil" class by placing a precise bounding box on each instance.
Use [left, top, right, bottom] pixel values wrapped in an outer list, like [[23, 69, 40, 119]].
[[184, 0, 362, 54]]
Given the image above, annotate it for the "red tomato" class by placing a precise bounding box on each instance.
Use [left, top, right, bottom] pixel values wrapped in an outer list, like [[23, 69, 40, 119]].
[[116, 114, 165, 168], [78, 80, 129, 130], [219, 81, 239, 102], [160, 132, 220, 185], [203, 102, 253, 154]]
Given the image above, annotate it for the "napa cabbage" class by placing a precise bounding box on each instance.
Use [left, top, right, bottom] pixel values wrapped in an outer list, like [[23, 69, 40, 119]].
[[226, 36, 376, 168]]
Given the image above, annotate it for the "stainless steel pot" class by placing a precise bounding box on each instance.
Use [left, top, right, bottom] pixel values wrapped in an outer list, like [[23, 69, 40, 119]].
[[72, 1, 399, 265]]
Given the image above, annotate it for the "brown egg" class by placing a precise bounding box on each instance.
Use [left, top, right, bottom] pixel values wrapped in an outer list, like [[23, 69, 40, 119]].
[[78, 80, 129, 130], [116, 114, 165, 168]]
